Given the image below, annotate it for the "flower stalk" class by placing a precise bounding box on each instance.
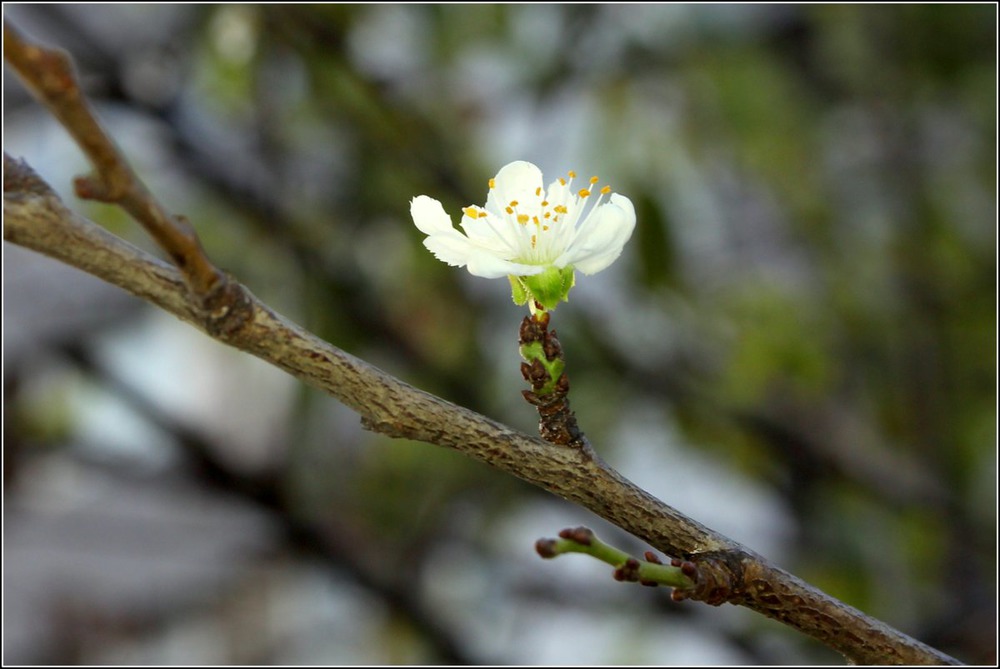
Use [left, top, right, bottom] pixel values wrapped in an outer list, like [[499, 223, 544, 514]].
[[519, 311, 587, 448]]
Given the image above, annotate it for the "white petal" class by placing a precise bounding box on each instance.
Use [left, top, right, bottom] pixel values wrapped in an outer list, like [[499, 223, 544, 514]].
[[485, 161, 544, 217], [465, 251, 543, 279], [461, 210, 519, 254], [559, 194, 636, 275], [545, 177, 571, 203], [423, 234, 477, 268], [411, 196, 455, 235]]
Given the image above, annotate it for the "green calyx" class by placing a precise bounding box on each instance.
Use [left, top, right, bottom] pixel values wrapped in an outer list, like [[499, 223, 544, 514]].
[[519, 341, 565, 395], [508, 266, 576, 312]]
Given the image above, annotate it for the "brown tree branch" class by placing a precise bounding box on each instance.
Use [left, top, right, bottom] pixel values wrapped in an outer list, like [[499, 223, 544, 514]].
[[2, 22, 962, 666], [1, 153, 961, 667]]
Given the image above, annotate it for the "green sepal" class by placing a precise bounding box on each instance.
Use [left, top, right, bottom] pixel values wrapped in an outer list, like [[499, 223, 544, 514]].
[[518, 341, 565, 395], [518, 266, 576, 311], [509, 275, 530, 306]]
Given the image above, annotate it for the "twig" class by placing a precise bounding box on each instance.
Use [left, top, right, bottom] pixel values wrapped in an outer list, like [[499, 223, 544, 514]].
[[2, 21, 248, 332], [536, 527, 696, 589]]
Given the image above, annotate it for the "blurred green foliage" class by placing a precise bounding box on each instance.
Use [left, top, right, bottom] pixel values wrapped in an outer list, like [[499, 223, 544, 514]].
[[5, 3, 994, 664]]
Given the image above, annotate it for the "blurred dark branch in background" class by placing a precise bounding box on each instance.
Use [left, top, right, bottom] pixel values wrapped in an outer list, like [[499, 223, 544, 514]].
[[58, 341, 478, 665], [3, 19, 968, 664], [4, 4, 993, 664]]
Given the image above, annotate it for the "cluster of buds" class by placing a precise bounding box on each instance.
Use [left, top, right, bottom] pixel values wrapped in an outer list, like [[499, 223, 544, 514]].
[[518, 312, 586, 448]]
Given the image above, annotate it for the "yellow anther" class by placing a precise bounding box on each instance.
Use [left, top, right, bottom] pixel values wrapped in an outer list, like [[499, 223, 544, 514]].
[[463, 207, 478, 218], [544, 212, 552, 219], [542, 225, 549, 231], [600, 185, 611, 194], [554, 205, 568, 214], [531, 234, 537, 248], [488, 178, 495, 189], [532, 216, 540, 225], [505, 206, 514, 215], [558, 177, 566, 186], [541, 200, 549, 207], [535, 187, 542, 196], [578, 188, 591, 197], [590, 176, 599, 184], [478, 211, 488, 218], [517, 214, 529, 224], [568, 170, 577, 178], [509, 200, 519, 207]]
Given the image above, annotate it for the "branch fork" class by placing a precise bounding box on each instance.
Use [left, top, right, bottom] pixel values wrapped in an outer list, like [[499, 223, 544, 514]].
[[3, 21, 251, 335]]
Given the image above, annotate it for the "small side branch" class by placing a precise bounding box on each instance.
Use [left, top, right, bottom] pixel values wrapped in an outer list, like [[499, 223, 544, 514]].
[[536, 527, 696, 589], [2, 21, 249, 333]]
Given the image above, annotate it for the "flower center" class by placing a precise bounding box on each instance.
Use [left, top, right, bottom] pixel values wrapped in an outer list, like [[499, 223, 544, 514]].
[[484, 170, 613, 264]]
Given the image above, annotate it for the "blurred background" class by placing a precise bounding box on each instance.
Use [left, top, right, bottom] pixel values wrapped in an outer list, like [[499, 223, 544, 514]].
[[3, 4, 995, 665]]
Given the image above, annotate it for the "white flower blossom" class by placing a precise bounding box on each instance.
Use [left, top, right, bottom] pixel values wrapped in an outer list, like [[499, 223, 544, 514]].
[[410, 160, 635, 310]]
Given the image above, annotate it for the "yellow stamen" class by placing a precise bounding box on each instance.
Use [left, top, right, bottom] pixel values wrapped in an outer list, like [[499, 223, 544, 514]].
[[579, 188, 591, 197], [531, 234, 537, 248], [517, 214, 529, 224], [478, 211, 488, 218], [463, 207, 478, 218], [558, 178, 566, 186], [590, 176, 599, 184], [554, 205, 568, 214], [535, 187, 542, 196], [568, 170, 577, 178], [600, 185, 611, 194], [488, 178, 495, 189], [505, 206, 514, 215]]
